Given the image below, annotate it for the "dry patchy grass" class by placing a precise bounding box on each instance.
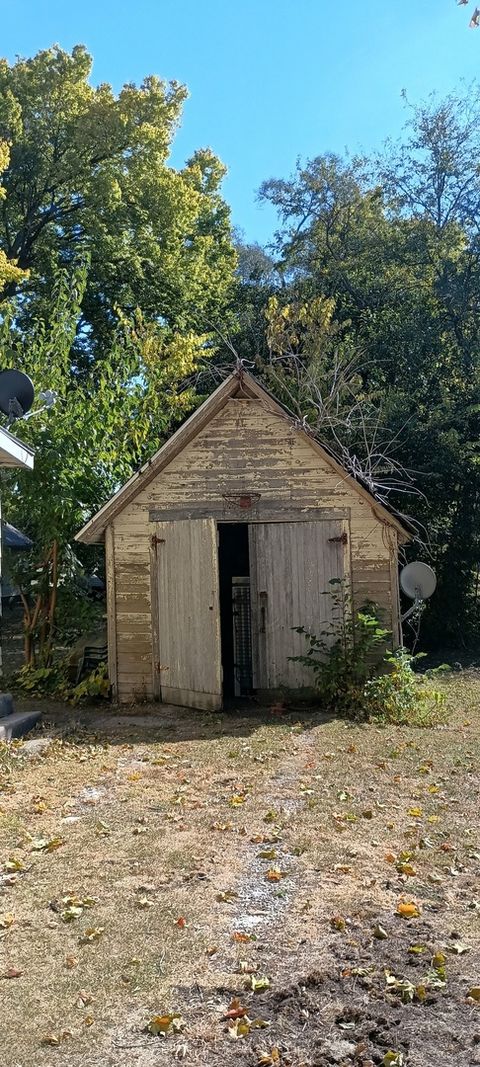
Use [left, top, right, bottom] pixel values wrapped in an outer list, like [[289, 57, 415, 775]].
[[0, 676, 480, 1066]]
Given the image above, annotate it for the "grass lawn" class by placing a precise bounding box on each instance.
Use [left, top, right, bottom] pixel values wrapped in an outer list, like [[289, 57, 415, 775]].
[[1, 675, 480, 1067]]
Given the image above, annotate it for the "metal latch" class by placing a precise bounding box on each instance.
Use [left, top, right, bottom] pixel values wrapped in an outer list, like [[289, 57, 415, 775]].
[[328, 531, 348, 544]]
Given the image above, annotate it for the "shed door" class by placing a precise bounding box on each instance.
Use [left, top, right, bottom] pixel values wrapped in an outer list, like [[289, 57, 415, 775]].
[[249, 519, 349, 690], [154, 518, 222, 710]]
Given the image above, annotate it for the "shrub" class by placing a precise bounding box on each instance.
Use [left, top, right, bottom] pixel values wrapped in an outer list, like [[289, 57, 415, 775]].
[[292, 580, 446, 725], [12, 660, 110, 705]]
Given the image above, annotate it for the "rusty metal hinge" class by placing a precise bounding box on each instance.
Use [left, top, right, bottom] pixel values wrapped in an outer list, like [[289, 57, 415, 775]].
[[328, 531, 348, 545], [151, 533, 165, 551]]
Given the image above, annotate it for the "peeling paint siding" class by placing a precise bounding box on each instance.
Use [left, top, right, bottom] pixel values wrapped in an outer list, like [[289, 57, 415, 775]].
[[112, 398, 397, 703]]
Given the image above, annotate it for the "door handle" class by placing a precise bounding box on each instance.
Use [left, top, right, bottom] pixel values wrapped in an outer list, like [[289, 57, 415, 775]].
[[259, 590, 267, 633]]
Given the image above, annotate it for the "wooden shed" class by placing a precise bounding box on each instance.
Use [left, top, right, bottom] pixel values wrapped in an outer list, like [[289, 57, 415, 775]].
[[76, 370, 410, 709]]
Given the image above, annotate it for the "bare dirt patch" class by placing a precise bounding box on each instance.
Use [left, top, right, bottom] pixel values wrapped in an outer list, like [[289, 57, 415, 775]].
[[1, 677, 480, 1066]]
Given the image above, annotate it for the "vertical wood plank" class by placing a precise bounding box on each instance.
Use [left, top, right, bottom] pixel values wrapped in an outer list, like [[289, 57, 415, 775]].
[[105, 524, 118, 701]]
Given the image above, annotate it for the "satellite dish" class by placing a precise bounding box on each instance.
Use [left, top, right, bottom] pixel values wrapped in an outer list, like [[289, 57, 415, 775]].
[[0, 369, 34, 420], [400, 561, 437, 601]]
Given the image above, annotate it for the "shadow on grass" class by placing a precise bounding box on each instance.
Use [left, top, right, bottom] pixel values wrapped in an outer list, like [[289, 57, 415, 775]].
[[15, 694, 341, 746]]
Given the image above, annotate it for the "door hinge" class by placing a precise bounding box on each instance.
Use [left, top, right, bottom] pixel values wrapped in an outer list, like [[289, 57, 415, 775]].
[[151, 533, 165, 551], [328, 531, 348, 544]]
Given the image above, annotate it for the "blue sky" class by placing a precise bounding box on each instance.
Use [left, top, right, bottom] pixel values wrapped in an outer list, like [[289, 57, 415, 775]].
[[1, 1, 479, 243]]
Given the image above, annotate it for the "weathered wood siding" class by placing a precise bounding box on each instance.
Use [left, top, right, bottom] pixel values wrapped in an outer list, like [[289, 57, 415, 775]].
[[112, 397, 398, 702]]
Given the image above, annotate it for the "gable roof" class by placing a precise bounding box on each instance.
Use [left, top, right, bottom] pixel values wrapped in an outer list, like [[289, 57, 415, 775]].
[[76, 370, 411, 544], [0, 426, 34, 470]]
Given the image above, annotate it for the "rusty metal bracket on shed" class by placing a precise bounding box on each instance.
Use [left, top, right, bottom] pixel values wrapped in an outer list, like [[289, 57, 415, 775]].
[[150, 533, 165, 553], [328, 530, 348, 545]]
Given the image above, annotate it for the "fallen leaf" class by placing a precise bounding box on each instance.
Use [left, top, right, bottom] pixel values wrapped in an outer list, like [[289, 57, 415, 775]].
[[247, 974, 271, 992], [41, 1034, 61, 1047], [408, 944, 426, 955], [383, 1053, 404, 1067], [0, 913, 15, 928], [175, 916, 187, 928], [448, 941, 469, 955], [232, 931, 255, 943], [4, 857, 24, 872], [257, 1048, 280, 1065], [30, 836, 64, 852], [137, 896, 155, 909], [373, 924, 388, 940], [396, 862, 416, 877], [265, 867, 286, 883], [65, 955, 78, 969], [78, 927, 104, 944], [257, 849, 277, 860], [75, 989, 93, 1007], [1, 967, 22, 978], [227, 1016, 252, 1039], [223, 997, 249, 1020], [83, 1015, 94, 1026], [148, 1012, 185, 1036], [396, 901, 421, 919], [330, 914, 346, 931], [467, 987, 480, 1002], [229, 794, 247, 806], [216, 890, 238, 903], [408, 807, 423, 818]]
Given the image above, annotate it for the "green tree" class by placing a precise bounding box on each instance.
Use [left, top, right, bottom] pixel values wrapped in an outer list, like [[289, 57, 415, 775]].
[[0, 45, 236, 364], [256, 91, 480, 646]]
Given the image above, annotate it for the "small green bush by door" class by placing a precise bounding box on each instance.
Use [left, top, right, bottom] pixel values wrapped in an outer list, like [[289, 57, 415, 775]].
[[292, 581, 445, 725]]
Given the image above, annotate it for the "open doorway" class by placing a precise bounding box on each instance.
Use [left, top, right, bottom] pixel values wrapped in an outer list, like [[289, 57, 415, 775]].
[[218, 523, 252, 698]]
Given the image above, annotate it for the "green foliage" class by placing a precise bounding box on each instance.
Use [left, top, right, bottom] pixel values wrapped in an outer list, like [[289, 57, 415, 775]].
[[0, 45, 235, 341], [292, 581, 445, 724], [12, 659, 109, 705], [237, 87, 480, 647], [365, 649, 446, 726]]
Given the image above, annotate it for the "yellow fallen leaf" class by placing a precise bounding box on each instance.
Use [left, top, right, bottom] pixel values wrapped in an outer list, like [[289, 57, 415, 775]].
[[4, 857, 24, 872], [397, 901, 421, 919], [330, 914, 346, 931], [0, 913, 15, 928], [228, 1016, 251, 1039], [266, 867, 286, 883], [78, 927, 104, 944], [408, 807, 423, 818], [229, 794, 247, 806], [127, 771, 142, 781], [30, 836, 64, 853], [467, 987, 480, 1002], [257, 1047, 280, 1064], [216, 890, 238, 903], [83, 1015, 94, 1026]]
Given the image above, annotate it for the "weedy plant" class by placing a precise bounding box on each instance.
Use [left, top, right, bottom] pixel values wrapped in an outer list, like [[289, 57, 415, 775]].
[[12, 660, 110, 705], [292, 580, 446, 725]]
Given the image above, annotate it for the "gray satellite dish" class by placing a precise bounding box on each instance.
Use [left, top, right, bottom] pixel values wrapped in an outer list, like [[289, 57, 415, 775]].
[[400, 561, 437, 601], [0, 369, 35, 422], [400, 561, 437, 624]]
